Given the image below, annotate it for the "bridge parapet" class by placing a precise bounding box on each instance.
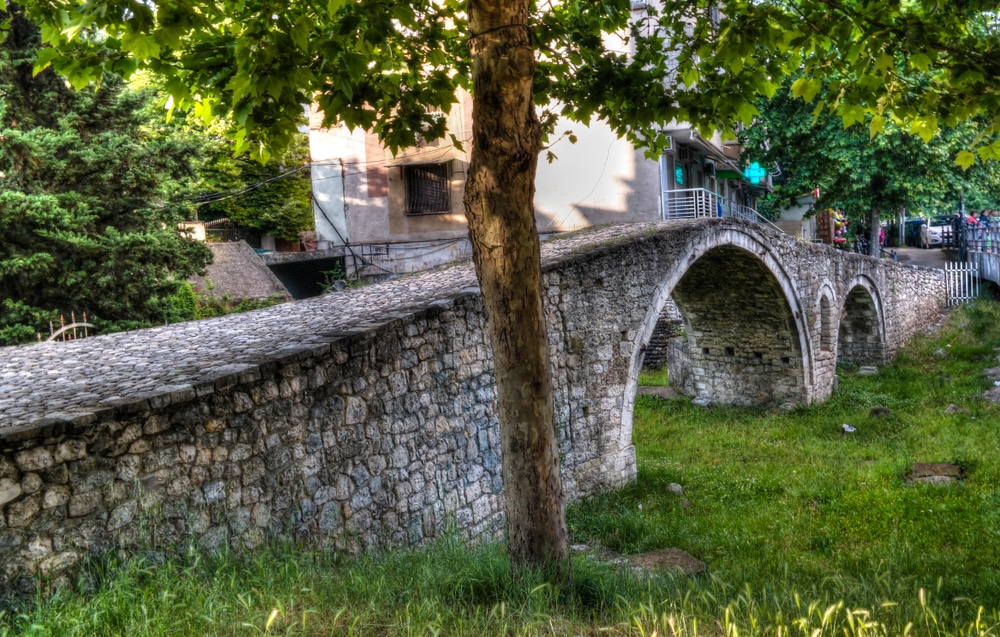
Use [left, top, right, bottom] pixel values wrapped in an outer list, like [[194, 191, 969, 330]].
[[0, 219, 946, 587]]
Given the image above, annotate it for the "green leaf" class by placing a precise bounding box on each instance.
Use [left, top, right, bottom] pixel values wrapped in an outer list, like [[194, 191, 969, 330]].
[[736, 101, 758, 125], [121, 31, 161, 60], [955, 151, 976, 170], [910, 53, 932, 72], [839, 103, 865, 128], [874, 51, 893, 72], [977, 140, 1000, 162], [909, 116, 938, 143], [32, 47, 59, 75], [681, 67, 699, 88], [327, 0, 347, 18], [291, 16, 311, 52], [791, 77, 822, 103], [868, 115, 886, 139]]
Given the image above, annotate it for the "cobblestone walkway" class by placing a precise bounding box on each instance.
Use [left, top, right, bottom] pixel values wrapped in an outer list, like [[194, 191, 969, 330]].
[[0, 222, 667, 430]]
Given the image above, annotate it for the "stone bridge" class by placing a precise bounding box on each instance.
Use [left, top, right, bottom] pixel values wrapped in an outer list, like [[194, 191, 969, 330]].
[[0, 219, 945, 584]]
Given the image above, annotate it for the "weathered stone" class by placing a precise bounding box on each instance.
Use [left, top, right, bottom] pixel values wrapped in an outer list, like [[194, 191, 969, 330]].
[[232, 392, 254, 413], [54, 441, 87, 463], [68, 492, 102, 518], [143, 415, 171, 436], [108, 502, 137, 530], [7, 495, 41, 527], [204, 481, 226, 505], [39, 551, 78, 574], [42, 487, 70, 509], [15, 449, 54, 473], [20, 473, 42, 495], [0, 479, 22, 507], [907, 463, 963, 485], [345, 396, 368, 425]]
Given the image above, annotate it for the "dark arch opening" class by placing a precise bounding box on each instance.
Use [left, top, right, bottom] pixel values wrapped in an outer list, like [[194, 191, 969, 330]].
[[838, 285, 884, 364], [653, 245, 806, 405]]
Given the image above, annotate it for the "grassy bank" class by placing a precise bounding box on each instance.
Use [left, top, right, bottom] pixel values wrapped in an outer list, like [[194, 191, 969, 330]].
[[4, 300, 1000, 636]]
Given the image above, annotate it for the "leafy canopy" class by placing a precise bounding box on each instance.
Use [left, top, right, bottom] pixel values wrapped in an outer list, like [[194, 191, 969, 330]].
[[742, 87, 1000, 221], [14, 0, 1000, 165]]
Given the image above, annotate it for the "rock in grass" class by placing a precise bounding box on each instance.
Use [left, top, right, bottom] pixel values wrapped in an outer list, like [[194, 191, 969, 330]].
[[944, 403, 968, 414], [869, 406, 893, 418], [668, 483, 683, 495], [858, 366, 879, 376], [692, 397, 712, 407], [907, 462, 963, 485]]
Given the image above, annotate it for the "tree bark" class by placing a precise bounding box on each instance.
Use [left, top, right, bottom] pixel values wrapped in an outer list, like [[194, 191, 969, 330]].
[[869, 208, 881, 257], [464, 0, 570, 578]]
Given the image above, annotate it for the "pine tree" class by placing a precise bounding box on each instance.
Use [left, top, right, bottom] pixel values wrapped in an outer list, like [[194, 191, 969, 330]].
[[0, 5, 211, 344]]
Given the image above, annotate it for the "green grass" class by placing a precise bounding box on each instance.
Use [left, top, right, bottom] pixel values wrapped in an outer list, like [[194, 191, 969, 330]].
[[572, 298, 1000, 616], [638, 367, 670, 387], [5, 300, 1000, 636]]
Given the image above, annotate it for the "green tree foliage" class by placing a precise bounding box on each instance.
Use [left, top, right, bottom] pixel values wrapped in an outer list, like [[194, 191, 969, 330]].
[[12, 0, 1000, 573], [743, 88, 1000, 222], [182, 116, 313, 241], [0, 5, 212, 344]]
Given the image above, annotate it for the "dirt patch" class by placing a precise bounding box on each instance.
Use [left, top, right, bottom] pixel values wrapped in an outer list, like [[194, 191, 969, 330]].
[[629, 548, 706, 575], [637, 386, 680, 400]]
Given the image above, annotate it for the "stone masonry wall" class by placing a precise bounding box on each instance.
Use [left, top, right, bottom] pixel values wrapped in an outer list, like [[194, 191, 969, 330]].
[[0, 296, 508, 591], [0, 219, 947, 587]]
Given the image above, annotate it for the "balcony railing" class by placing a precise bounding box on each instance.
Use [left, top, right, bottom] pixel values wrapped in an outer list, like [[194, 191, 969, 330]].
[[662, 188, 777, 230]]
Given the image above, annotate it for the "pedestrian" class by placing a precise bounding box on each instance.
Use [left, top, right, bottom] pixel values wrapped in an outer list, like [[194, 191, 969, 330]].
[[919, 221, 930, 249], [983, 210, 994, 251]]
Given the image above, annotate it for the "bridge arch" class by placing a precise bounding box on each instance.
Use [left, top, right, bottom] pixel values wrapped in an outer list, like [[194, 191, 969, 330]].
[[621, 227, 815, 442], [838, 275, 887, 364]]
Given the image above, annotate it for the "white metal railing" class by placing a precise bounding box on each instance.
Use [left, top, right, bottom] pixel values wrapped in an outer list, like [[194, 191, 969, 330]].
[[662, 188, 719, 219], [662, 188, 779, 231], [945, 261, 979, 306]]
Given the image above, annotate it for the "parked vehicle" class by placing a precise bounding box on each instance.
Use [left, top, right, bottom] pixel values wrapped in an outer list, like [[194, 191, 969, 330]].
[[903, 219, 943, 248]]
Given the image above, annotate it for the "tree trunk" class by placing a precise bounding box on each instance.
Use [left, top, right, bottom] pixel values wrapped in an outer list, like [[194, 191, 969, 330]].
[[869, 208, 881, 257], [463, 0, 570, 578]]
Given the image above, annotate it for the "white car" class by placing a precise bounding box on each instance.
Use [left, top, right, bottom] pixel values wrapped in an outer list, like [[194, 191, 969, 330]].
[[924, 224, 944, 247]]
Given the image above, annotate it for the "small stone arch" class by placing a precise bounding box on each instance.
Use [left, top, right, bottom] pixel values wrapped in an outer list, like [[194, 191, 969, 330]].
[[838, 275, 887, 364]]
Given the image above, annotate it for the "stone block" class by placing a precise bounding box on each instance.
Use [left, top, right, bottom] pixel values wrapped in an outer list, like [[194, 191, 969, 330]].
[[54, 441, 87, 464], [68, 491, 102, 518], [203, 481, 226, 505], [15, 449, 53, 473], [0, 478, 22, 507]]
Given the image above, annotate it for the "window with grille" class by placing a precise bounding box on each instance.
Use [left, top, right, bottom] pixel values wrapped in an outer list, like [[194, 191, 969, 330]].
[[405, 162, 451, 215]]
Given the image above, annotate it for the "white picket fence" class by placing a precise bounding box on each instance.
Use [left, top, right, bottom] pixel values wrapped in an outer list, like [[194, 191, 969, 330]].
[[945, 262, 979, 306]]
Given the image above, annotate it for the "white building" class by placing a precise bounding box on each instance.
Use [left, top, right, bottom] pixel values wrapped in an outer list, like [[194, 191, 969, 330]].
[[308, 8, 767, 279]]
